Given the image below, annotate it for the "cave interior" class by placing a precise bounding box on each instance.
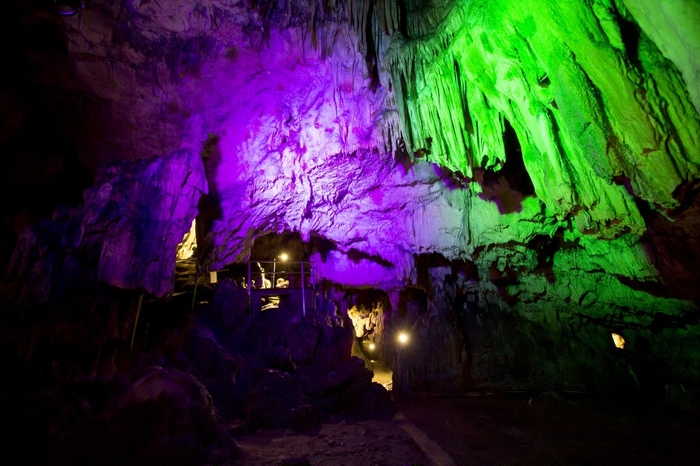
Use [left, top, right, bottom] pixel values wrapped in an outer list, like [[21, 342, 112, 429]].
[[2, 0, 700, 464]]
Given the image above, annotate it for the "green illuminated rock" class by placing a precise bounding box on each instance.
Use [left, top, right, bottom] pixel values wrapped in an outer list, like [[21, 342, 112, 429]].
[[380, 0, 700, 237], [622, 0, 700, 114], [371, 0, 700, 391]]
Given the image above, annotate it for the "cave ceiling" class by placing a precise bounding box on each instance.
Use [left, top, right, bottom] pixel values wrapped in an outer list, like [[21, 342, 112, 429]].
[[3, 0, 700, 309]]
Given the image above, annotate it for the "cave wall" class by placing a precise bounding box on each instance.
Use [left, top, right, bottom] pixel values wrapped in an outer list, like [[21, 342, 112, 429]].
[[3, 150, 206, 300], [384, 0, 700, 221], [384, 0, 700, 392], [3, 0, 700, 393]]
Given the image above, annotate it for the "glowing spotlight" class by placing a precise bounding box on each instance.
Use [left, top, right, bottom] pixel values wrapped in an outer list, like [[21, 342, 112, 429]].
[[611, 332, 625, 349], [368, 342, 376, 351], [398, 332, 409, 345], [279, 253, 289, 262]]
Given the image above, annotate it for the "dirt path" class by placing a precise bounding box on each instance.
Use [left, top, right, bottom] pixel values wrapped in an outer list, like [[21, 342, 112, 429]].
[[392, 391, 700, 466], [232, 390, 700, 466], [232, 417, 432, 465]]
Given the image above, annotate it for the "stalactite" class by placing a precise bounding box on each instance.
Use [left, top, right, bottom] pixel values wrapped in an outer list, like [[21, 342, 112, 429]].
[[373, 0, 699, 237]]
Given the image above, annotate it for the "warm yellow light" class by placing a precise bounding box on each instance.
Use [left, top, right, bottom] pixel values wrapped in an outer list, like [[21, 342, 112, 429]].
[[279, 253, 289, 261], [398, 332, 409, 345], [612, 332, 625, 349], [368, 343, 376, 351]]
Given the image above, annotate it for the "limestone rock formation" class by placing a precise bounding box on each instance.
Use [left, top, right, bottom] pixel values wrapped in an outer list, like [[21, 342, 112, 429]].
[[3, 150, 207, 299], [2, 0, 700, 415]]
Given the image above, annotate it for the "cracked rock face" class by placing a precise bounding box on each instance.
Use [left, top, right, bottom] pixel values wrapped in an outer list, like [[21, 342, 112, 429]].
[[3, 0, 700, 391]]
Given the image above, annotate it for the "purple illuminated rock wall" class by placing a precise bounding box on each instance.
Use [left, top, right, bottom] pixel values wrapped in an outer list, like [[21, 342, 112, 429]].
[[4, 150, 207, 300], [3, 0, 471, 295]]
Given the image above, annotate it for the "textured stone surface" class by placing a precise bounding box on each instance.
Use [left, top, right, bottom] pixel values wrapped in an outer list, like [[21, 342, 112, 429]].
[[2, 0, 700, 397], [383, 0, 700, 231], [623, 0, 700, 114], [3, 150, 207, 299], [44, 366, 242, 465]]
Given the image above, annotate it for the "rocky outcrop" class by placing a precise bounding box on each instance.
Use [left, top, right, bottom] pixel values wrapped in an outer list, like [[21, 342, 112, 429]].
[[71, 366, 240, 465], [3, 150, 206, 300], [183, 285, 395, 430]]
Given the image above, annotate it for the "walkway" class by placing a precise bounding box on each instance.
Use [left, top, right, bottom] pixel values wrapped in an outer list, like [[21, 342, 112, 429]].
[[391, 391, 700, 465]]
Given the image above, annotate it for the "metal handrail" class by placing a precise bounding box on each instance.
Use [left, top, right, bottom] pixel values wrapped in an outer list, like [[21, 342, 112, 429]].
[[252, 260, 309, 265], [247, 260, 315, 316], [188, 260, 316, 316]]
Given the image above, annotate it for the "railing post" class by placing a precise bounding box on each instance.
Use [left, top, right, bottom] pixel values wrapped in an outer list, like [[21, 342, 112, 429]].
[[311, 263, 316, 311], [130, 294, 144, 350], [301, 262, 306, 317], [247, 261, 252, 315], [191, 268, 199, 311]]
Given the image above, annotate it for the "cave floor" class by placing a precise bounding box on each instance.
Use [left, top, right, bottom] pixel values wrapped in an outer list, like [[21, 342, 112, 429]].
[[391, 391, 700, 466], [232, 391, 700, 466], [231, 416, 432, 465]]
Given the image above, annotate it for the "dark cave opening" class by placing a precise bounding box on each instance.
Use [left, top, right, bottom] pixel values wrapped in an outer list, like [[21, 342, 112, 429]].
[[474, 118, 536, 214], [500, 118, 535, 197], [630, 191, 700, 304], [363, 0, 381, 92], [345, 288, 394, 389], [615, 8, 642, 68], [249, 230, 339, 263], [414, 252, 479, 295], [397, 287, 428, 320], [0, 11, 95, 273], [527, 228, 570, 283]]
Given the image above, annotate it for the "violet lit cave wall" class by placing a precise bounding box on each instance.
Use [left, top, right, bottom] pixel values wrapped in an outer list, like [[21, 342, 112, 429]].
[[1, 0, 699, 464]]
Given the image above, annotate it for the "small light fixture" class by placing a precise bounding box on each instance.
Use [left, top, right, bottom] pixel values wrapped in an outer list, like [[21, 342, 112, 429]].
[[398, 332, 409, 345], [55, 1, 85, 16], [611, 332, 625, 349], [279, 252, 289, 261], [368, 342, 376, 351]]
